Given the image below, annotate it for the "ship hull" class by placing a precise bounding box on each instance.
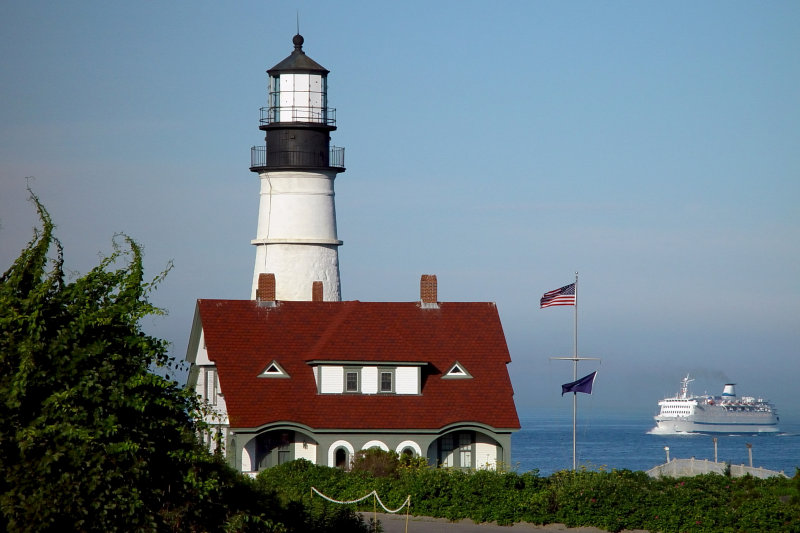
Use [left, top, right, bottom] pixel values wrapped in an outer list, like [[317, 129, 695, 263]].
[[652, 418, 780, 435], [653, 405, 779, 434]]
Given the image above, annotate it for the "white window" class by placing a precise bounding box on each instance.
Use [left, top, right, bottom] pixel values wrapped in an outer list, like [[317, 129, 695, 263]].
[[459, 433, 472, 468], [204, 368, 219, 406], [440, 434, 454, 467]]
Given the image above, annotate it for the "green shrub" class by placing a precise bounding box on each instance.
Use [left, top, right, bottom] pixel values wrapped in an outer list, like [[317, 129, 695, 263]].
[[351, 448, 401, 478], [256, 459, 800, 532]]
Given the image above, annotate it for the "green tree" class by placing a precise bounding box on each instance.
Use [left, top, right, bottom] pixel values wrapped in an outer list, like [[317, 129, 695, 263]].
[[0, 193, 281, 531]]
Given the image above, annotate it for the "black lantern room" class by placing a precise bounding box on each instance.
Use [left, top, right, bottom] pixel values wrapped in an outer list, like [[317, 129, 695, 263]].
[[250, 34, 345, 172]]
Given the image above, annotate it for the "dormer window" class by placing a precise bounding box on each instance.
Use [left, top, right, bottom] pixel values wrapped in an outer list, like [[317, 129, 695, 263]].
[[259, 360, 290, 378], [379, 369, 394, 393], [311, 362, 424, 395], [345, 369, 360, 393], [443, 362, 472, 379]]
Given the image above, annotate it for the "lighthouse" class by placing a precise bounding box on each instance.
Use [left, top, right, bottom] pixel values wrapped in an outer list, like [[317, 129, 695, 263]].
[[249, 34, 345, 301]]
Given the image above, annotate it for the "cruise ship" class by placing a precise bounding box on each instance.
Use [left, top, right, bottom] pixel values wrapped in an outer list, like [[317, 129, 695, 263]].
[[651, 375, 779, 434]]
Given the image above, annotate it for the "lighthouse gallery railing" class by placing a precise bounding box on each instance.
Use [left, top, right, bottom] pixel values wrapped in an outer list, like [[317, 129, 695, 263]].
[[250, 145, 345, 170]]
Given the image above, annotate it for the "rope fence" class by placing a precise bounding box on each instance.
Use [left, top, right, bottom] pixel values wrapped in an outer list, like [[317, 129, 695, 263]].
[[311, 486, 411, 532]]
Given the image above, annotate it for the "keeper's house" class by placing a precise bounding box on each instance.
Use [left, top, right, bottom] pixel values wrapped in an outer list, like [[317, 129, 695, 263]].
[[186, 274, 520, 474]]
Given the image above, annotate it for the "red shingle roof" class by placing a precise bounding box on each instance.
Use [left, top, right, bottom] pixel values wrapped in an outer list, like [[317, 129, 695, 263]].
[[198, 299, 520, 431]]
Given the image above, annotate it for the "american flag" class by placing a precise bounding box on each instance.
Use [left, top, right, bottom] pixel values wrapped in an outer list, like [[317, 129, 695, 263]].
[[540, 283, 576, 308]]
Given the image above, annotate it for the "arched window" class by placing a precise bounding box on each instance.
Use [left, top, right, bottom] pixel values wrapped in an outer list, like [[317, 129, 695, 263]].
[[335, 447, 349, 469], [395, 440, 422, 458]]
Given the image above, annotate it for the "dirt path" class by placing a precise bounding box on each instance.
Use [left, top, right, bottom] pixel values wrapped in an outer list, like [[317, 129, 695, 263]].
[[364, 513, 650, 533]]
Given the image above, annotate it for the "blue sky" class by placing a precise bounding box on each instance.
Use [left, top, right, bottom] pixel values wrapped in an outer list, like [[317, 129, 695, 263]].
[[2, 1, 798, 419]]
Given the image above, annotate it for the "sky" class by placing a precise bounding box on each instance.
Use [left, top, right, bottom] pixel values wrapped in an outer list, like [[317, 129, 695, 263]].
[[2, 1, 798, 420]]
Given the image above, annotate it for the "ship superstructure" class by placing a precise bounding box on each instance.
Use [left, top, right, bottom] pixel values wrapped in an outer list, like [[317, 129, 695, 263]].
[[651, 375, 779, 434]]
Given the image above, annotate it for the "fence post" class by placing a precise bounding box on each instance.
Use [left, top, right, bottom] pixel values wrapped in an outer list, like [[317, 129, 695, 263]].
[[405, 496, 411, 533]]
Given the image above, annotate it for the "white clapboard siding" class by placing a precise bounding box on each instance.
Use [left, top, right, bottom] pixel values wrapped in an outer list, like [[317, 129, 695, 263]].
[[294, 441, 317, 463], [361, 367, 378, 394], [320, 366, 344, 393], [476, 442, 497, 470], [395, 366, 419, 394]]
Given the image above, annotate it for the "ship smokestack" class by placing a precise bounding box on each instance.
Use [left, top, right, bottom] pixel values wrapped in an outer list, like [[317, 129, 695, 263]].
[[722, 384, 736, 397]]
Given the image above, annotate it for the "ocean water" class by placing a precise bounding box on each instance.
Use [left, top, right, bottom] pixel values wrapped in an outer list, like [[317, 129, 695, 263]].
[[511, 409, 800, 477]]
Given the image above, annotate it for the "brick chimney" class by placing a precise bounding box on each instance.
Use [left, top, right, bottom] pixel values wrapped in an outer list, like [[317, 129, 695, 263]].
[[312, 281, 324, 302], [420, 274, 439, 308], [256, 273, 276, 305]]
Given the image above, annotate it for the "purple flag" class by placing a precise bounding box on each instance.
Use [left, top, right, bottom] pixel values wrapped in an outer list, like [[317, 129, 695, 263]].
[[561, 371, 597, 396]]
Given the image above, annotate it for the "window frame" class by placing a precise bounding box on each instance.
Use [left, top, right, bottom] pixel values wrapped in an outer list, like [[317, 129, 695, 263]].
[[458, 433, 472, 468], [259, 360, 290, 379], [378, 367, 395, 394], [344, 368, 360, 393], [442, 361, 473, 379]]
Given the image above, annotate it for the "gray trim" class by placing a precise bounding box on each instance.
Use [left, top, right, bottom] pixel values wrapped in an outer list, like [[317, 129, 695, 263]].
[[229, 423, 519, 436]]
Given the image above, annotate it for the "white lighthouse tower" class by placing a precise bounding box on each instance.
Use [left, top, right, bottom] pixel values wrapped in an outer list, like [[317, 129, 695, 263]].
[[249, 34, 345, 301]]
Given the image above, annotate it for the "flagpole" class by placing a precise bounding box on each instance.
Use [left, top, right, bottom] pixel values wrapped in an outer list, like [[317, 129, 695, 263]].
[[574, 272, 578, 365], [544, 274, 599, 472], [572, 272, 578, 470]]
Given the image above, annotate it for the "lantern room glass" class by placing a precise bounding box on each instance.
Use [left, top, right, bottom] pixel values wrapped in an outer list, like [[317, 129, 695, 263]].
[[268, 73, 327, 123]]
